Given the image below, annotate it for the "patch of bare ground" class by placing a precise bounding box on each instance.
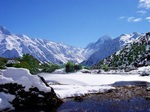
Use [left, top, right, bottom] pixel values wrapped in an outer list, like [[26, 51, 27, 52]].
[[85, 86, 150, 101]]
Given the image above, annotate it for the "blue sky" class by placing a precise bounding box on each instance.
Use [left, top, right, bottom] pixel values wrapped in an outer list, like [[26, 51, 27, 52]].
[[0, 0, 150, 47]]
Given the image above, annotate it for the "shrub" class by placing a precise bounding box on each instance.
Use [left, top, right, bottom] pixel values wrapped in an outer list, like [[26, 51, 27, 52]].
[[13, 54, 40, 74], [65, 62, 82, 73], [83, 66, 91, 70], [40, 63, 60, 73], [65, 62, 75, 73], [0, 61, 6, 69], [0, 57, 7, 69], [101, 64, 109, 71], [74, 64, 82, 71]]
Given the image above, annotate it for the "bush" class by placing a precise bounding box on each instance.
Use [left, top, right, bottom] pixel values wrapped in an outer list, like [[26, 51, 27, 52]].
[[13, 54, 40, 74], [40, 63, 60, 73], [65, 62, 82, 73], [101, 64, 109, 71], [74, 64, 82, 71], [83, 66, 91, 70], [0, 57, 7, 69], [0, 61, 6, 69], [65, 62, 75, 73]]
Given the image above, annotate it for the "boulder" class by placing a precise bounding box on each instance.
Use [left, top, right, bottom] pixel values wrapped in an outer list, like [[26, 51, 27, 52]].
[[140, 71, 150, 76], [0, 68, 63, 111]]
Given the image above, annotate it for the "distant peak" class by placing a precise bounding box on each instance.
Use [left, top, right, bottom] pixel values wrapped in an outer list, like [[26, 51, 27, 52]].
[[15, 34, 27, 37], [132, 32, 138, 35], [0, 26, 11, 35], [120, 34, 127, 37], [97, 35, 112, 43]]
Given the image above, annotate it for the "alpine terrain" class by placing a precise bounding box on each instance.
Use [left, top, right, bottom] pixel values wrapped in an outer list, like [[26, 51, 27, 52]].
[[0, 26, 85, 64], [0, 26, 143, 65], [82, 32, 142, 66], [97, 32, 150, 68]]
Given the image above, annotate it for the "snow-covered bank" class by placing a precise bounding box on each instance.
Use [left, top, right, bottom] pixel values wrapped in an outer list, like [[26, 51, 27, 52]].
[[0, 68, 61, 111], [1, 67, 51, 92], [39, 69, 150, 99]]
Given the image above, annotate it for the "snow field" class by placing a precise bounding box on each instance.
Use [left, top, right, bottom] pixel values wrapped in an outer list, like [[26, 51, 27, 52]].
[[39, 68, 150, 98]]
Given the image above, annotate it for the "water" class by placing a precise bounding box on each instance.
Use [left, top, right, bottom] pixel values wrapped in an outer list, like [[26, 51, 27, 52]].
[[57, 81, 150, 112], [112, 81, 150, 87], [57, 97, 150, 112], [12, 81, 150, 112]]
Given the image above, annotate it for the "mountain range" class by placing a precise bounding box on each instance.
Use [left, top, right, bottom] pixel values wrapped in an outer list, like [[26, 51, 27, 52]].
[[0, 26, 85, 64], [82, 32, 141, 65], [0, 26, 142, 65]]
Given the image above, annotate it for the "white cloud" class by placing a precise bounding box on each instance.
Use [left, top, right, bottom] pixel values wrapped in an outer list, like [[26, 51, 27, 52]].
[[137, 10, 147, 14], [127, 17, 142, 22], [127, 17, 134, 22], [119, 16, 126, 19], [145, 16, 150, 22], [139, 0, 150, 9]]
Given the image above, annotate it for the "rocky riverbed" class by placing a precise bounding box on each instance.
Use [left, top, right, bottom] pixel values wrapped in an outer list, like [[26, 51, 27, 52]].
[[58, 82, 150, 112]]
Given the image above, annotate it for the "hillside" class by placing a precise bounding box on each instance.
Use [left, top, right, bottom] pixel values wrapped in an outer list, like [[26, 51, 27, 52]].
[[82, 32, 141, 66], [0, 26, 144, 66], [96, 32, 150, 68], [0, 26, 85, 64]]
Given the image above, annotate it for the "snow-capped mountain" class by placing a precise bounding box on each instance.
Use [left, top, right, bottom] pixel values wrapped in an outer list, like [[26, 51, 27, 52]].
[[0, 26, 143, 65], [82, 32, 142, 66], [0, 26, 85, 64], [96, 32, 150, 68]]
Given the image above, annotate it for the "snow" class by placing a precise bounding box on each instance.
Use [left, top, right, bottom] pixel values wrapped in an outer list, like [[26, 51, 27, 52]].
[[83, 33, 141, 66], [51, 85, 113, 98], [0, 29, 85, 64], [0, 67, 150, 110], [0, 27, 142, 66], [0, 67, 52, 111], [39, 68, 150, 98], [0, 67, 51, 92], [0, 93, 15, 111], [52, 68, 66, 74]]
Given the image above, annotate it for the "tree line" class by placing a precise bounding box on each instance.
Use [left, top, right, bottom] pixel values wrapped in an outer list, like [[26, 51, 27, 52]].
[[0, 54, 83, 74]]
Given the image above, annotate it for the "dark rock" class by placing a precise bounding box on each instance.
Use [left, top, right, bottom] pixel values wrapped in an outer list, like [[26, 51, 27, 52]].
[[140, 72, 150, 76], [0, 82, 63, 111], [97, 70, 101, 74], [81, 70, 91, 74], [38, 75, 50, 87], [106, 89, 114, 93], [146, 32, 150, 37], [145, 96, 150, 100], [74, 96, 83, 102], [146, 87, 150, 91]]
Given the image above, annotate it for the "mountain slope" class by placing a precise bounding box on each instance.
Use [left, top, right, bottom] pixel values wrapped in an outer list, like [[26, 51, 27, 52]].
[[0, 26, 85, 64], [82, 32, 141, 66], [0, 26, 144, 65], [96, 32, 150, 68]]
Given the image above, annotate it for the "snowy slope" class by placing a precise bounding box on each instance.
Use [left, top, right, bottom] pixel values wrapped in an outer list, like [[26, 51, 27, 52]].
[[0, 26, 85, 64], [83, 32, 141, 66], [97, 33, 150, 68], [0, 26, 142, 65]]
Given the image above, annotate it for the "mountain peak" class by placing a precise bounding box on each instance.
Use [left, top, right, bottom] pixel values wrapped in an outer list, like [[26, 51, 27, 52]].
[[97, 35, 112, 43], [0, 26, 11, 35]]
